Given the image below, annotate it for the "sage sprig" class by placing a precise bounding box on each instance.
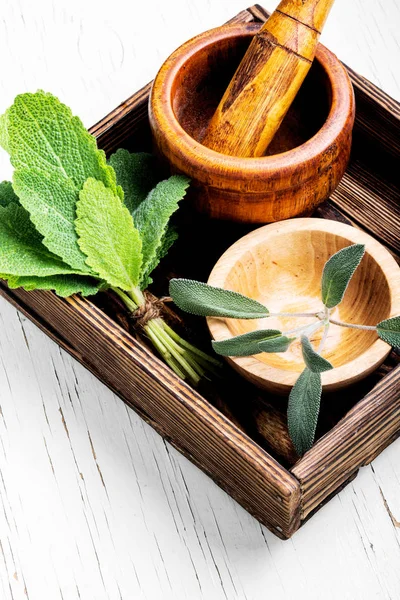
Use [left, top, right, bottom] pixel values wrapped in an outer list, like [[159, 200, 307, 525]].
[[170, 244, 400, 456], [0, 91, 220, 385]]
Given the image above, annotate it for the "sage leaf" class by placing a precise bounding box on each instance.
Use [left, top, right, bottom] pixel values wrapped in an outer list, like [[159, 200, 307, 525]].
[[0, 111, 10, 153], [0, 203, 85, 277], [287, 368, 322, 456], [301, 335, 333, 372], [169, 279, 269, 319], [75, 178, 142, 290], [109, 149, 159, 214], [0, 181, 19, 207], [321, 244, 365, 309], [2, 91, 123, 270], [258, 335, 295, 353], [5, 274, 102, 297], [140, 226, 178, 290], [13, 168, 91, 272], [134, 176, 190, 289], [377, 316, 400, 348], [212, 329, 283, 356]]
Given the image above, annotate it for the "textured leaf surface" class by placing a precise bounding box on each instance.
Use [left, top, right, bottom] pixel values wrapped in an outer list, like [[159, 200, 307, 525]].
[[0, 203, 84, 277], [288, 368, 322, 456], [13, 168, 90, 271], [212, 329, 294, 356], [377, 316, 400, 348], [258, 335, 295, 353], [135, 176, 189, 288], [2, 91, 123, 269], [0, 181, 19, 207], [109, 149, 159, 214], [0, 111, 9, 153], [301, 336, 333, 372], [212, 330, 281, 356], [169, 279, 269, 319], [321, 244, 365, 308], [76, 178, 142, 290], [5, 274, 102, 297], [140, 226, 178, 290]]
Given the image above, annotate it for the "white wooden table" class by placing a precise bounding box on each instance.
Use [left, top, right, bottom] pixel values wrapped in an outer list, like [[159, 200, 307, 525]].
[[0, 1, 399, 598]]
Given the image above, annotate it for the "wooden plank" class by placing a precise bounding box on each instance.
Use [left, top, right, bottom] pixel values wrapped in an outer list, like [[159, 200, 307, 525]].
[[0, 283, 301, 538], [292, 365, 400, 518]]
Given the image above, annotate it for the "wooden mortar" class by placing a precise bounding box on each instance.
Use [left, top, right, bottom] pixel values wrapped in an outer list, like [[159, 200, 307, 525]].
[[149, 22, 355, 223]]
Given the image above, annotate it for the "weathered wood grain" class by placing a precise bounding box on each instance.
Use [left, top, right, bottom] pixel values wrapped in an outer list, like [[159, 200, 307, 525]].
[[292, 365, 400, 518], [0, 2, 399, 554], [1, 1, 400, 599], [0, 283, 301, 538]]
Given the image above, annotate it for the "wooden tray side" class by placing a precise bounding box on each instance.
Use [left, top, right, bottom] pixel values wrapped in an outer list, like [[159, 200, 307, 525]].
[[0, 284, 301, 538], [292, 366, 400, 518], [247, 5, 400, 521]]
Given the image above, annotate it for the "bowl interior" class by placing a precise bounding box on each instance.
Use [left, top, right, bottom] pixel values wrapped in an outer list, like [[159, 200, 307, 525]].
[[222, 229, 391, 373], [171, 29, 331, 156]]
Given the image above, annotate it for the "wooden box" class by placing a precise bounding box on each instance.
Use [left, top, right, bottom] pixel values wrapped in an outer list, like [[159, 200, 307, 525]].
[[1, 5, 399, 539]]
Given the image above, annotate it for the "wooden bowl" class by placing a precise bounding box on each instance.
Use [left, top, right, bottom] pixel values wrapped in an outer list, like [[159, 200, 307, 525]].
[[149, 23, 355, 223], [207, 219, 400, 394]]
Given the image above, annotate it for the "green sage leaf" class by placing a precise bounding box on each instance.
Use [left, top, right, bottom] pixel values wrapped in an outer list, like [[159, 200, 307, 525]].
[[109, 149, 159, 214], [169, 279, 269, 319], [13, 168, 91, 272], [135, 176, 189, 289], [212, 329, 283, 356], [0, 203, 86, 277], [139, 226, 178, 290], [377, 316, 400, 348], [75, 178, 143, 290], [258, 335, 294, 353], [287, 368, 322, 456], [0, 111, 10, 153], [5, 274, 102, 297], [321, 244, 365, 309], [301, 335, 333, 373], [0, 181, 19, 207], [2, 91, 123, 271]]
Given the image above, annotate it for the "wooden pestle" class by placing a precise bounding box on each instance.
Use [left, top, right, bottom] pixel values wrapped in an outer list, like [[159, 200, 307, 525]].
[[202, 0, 335, 157]]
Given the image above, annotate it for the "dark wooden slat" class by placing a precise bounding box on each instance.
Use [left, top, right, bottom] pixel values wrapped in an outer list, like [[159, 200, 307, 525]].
[[292, 366, 400, 518], [330, 161, 400, 255], [90, 83, 152, 155], [0, 284, 300, 538]]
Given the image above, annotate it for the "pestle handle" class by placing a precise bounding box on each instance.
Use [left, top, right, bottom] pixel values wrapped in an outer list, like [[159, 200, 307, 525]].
[[202, 0, 335, 158]]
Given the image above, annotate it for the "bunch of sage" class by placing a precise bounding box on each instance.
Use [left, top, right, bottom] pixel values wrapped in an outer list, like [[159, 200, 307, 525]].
[[169, 244, 400, 455], [0, 91, 219, 384]]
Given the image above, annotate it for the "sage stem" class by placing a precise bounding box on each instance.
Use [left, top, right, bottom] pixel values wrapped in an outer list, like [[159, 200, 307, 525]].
[[284, 320, 323, 337], [162, 322, 221, 366], [329, 318, 377, 331], [268, 312, 319, 319], [318, 323, 330, 354], [111, 287, 138, 312]]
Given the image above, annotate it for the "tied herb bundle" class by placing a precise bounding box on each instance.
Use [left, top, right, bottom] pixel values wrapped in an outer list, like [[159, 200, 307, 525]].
[[0, 91, 219, 384], [170, 244, 400, 455]]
